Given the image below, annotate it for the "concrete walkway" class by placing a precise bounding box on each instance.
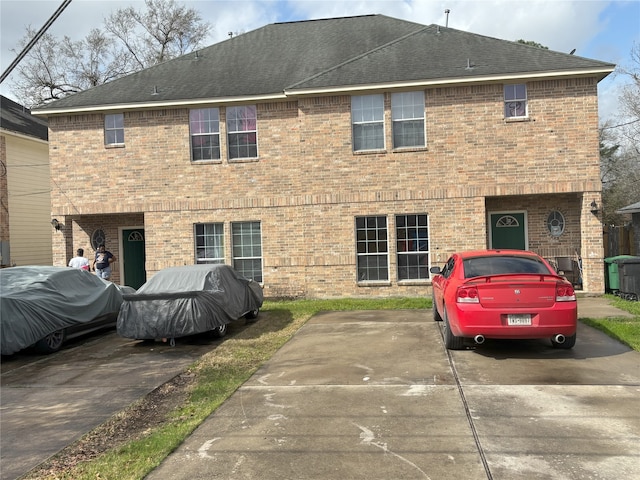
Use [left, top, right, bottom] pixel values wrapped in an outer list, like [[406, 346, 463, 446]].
[[146, 297, 640, 480]]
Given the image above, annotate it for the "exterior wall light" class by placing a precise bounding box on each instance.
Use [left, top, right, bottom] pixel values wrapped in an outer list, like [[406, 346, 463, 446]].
[[590, 200, 599, 214], [51, 218, 61, 230]]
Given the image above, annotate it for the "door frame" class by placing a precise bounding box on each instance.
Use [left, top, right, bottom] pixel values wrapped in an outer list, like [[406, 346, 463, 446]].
[[119, 225, 145, 288], [487, 210, 528, 250]]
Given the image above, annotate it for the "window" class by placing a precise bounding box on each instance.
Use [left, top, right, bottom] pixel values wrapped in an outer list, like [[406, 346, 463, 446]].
[[352, 94, 384, 151], [463, 256, 550, 278], [391, 92, 425, 148], [504, 84, 527, 118], [190, 108, 220, 160], [547, 211, 565, 237], [396, 214, 429, 280], [232, 221, 262, 282], [227, 106, 257, 159], [104, 113, 124, 145], [195, 223, 224, 263], [356, 216, 389, 281]]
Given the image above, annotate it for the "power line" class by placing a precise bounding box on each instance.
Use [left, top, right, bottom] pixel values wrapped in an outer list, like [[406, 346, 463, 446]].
[[0, 0, 73, 84]]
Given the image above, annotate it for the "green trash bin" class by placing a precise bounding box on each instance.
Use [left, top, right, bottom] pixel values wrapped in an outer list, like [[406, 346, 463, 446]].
[[604, 255, 635, 292]]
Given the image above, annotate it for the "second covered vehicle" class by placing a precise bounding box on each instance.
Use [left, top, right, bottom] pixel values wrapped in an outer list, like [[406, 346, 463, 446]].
[[117, 264, 264, 342], [430, 250, 577, 350]]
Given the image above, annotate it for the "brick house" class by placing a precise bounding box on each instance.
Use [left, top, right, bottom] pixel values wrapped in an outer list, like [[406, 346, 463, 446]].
[[33, 15, 614, 297]]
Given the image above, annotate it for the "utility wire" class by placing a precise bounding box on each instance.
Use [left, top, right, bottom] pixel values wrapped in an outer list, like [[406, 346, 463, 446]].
[[0, 0, 73, 84]]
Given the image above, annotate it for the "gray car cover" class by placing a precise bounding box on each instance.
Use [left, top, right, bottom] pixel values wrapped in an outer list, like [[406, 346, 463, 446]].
[[116, 264, 264, 340], [1, 266, 127, 355]]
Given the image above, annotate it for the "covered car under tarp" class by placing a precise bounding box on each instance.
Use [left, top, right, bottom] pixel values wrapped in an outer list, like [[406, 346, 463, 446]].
[[0, 266, 128, 355], [116, 264, 264, 340]]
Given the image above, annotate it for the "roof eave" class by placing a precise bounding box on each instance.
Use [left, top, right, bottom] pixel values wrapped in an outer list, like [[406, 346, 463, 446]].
[[32, 92, 289, 116], [0, 127, 49, 144], [284, 68, 616, 97], [31, 67, 614, 116]]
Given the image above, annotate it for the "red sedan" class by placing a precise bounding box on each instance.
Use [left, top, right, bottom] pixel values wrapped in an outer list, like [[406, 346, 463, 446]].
[[430, 250, 577, 350]]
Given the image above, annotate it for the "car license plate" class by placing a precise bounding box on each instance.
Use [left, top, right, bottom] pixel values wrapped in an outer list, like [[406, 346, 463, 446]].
[[507, 314, 531, 326]]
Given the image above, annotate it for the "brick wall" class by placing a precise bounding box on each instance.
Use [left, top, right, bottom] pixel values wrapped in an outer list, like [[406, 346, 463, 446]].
[[47, 77, 604, 296]]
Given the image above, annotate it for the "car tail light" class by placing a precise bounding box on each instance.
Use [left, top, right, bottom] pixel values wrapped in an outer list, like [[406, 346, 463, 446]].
[[556, 283, 576, 302], [457, 285, 479, 303]]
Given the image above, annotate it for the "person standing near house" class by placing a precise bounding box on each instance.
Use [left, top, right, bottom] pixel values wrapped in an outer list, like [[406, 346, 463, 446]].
[[92, 244, 116, 280], [68, 248, 90, 270]]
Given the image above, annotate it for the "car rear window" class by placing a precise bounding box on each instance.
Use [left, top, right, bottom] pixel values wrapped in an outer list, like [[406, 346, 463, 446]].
[[463, 256, 551, 278]]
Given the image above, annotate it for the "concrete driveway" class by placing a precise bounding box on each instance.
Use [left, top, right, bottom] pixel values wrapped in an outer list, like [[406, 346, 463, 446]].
[[2, 299, 639, 480], [0, 331, 223, 480], [145, 309, 640, 480]]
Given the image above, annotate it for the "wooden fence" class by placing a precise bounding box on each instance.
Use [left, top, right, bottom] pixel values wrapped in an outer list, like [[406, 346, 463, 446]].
[[603, 224, 636, 257]]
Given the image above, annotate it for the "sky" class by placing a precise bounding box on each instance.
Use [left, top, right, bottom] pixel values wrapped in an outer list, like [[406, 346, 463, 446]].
[[1, 0, 639, 125]]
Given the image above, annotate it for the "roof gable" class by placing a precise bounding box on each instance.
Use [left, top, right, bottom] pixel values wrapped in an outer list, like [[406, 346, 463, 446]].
[[33, 14, 614, 114]]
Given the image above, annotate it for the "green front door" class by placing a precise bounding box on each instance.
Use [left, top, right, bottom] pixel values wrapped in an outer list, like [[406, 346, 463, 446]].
[[490, 212, 526, 250], [122, 228, 146, 289]]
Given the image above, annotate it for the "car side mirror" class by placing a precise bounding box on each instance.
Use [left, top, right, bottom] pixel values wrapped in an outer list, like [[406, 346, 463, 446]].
[[430, 266, 442, 274]]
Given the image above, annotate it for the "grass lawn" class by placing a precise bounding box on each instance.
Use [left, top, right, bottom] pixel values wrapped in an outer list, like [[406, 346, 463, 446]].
[[580, 294, 640, 351]]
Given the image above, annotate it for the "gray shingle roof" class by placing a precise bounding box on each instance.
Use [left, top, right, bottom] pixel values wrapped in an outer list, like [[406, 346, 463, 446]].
[[616, 201, 640, 215], [1, 95, 48, 140], [34, 14, 614, 114]]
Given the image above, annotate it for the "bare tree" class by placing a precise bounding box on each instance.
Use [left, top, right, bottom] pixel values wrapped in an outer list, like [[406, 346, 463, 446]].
[[9, 0, 211, 107], [599, 43, 640, 225], [104, 0, 211, 69], [615, 43, 640, 151]]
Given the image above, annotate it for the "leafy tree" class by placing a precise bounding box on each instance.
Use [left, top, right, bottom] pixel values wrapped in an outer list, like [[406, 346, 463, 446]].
[[9, 0, 211, 107]]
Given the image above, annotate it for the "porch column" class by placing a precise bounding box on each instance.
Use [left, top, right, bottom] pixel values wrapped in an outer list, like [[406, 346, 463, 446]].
[[580, 193, 605, 294]]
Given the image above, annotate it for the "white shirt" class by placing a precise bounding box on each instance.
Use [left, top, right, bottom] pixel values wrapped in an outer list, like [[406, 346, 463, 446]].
[[69, 256, 90, 270]]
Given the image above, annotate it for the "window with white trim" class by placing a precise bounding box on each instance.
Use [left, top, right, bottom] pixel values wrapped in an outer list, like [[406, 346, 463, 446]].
[[190, 108, 220, 161], [396, 214, 429, 280], [352, 94, 384, 151], [195, 223, 224, 264], [356, 216, 389, 281], [232, 221, 262, 282], [504, 84, 527, 118], [391, 91, 425, 148], [104, 113, 124, 145], [227, 106, 257, 159]]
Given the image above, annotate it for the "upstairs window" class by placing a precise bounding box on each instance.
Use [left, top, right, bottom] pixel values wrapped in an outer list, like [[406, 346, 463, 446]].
[[104, 113, 124, 145], [227, 106, 257, 159], [352, 94, 384, 151], [504, 84, 527, 118], [190, 108, 220, 161], [356, 216, 389, 282], [195, 223, 224, 263], [391, 91, 425, 148]]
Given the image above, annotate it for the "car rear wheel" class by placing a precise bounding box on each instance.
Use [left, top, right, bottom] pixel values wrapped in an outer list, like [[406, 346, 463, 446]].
[[34, 330, 66, 353], [443, 312, 465, 350], [245, 309, 259, 321], [551, 333, 576, 349], [211, 324, 228, 338]]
